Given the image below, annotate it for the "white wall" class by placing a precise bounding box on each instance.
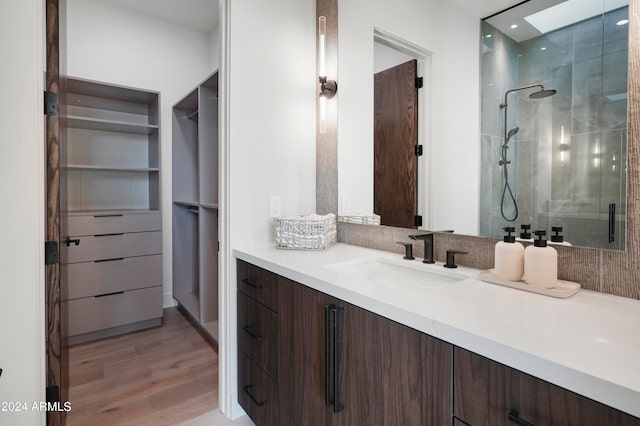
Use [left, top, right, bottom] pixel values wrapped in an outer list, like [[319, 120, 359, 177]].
[[220, 0, 316, 417], [0, 0, 46, 424], [338, 0, 481, 235], [66, 0, 217, 306]]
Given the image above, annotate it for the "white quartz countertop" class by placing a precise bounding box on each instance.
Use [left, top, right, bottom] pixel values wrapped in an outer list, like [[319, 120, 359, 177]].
[[233, 243, 640, 417]]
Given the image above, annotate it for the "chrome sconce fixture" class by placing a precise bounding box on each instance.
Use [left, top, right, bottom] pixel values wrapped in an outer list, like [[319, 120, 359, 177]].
[[318, 16, 337, 133]]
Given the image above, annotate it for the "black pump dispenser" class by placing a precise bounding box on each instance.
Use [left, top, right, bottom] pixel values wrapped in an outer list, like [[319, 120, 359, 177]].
[[551, 226, 564, 243], [520, 224, 532, 239], [533, 230, 548, 247], [503, 227, 516, 243]]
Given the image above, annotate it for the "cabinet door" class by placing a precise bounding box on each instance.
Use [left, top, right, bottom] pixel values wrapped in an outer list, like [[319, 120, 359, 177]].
[[277, 276, 334, 426], [335, 301, 452, 426], [454, 347, 640, 426]]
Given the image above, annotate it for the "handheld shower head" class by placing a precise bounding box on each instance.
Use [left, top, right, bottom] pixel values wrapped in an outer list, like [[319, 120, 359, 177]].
[[507, 127, 520, 140]]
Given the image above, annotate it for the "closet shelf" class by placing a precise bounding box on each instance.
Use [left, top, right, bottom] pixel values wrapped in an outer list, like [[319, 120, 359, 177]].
[[64, 165, 159, 172], [65, 115, 159, 135], [200, 202, 219, 210], [174, 200, 200, 207]]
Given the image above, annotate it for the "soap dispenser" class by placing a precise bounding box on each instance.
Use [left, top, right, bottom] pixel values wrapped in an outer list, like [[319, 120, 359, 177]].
[[524, 230, 557, 288], [494, 227, 524, 281], [519, 224, 532, 242]]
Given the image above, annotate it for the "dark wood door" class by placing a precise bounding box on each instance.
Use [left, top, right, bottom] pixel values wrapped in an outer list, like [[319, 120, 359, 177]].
[[335, 301, 452, 426], [374, 59, 418, 228], [45, 0, 63, 425], [277, 277, 334, 426], [454, 347, 640, 426]]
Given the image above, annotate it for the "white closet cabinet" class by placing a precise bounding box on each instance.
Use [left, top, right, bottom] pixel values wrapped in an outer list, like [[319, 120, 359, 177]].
[[172, 71, 219, 343], [61, 77, 163, 345]]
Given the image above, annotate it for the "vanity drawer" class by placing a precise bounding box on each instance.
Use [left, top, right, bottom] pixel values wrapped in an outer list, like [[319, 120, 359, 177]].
[[237, 259, 278, 312], [62, 285, 162, 337], [238, 350, 279, 426], [61, 231, 162, 264], [66, 211, 162, 236], [453, 347, 640, 426], [238, 292, 278, 379], [62, 254, 162, 300]]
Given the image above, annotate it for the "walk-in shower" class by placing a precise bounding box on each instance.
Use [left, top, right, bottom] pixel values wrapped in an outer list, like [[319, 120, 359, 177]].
[[499, 85, 557, 222]]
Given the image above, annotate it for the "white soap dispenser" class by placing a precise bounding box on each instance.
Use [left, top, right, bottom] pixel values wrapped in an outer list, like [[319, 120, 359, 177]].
[[494, 227, 524, 281], [524, 230, 558, 288]]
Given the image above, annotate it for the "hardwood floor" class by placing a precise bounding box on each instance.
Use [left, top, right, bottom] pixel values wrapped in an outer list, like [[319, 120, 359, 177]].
[[66, 308, 218, 425]]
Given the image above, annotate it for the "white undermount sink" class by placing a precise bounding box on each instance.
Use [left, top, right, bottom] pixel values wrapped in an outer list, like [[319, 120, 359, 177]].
[[324, 257, 466, 289]]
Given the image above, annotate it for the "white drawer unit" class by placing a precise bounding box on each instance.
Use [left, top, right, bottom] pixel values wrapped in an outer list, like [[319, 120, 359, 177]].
[[62, 286, 162, 338], [61, 230, 162, 264], [61, 78, 164, 344], [62, 254, 162, 300], [66, 211, 161, 236]]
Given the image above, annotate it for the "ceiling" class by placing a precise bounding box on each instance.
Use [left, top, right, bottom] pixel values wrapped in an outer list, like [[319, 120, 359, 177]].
[[98, 0, 219, 32], [94, 0, 545, 34]]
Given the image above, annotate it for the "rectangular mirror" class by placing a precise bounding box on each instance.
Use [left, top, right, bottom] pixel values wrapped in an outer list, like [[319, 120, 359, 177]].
[[337, 0, 629, 251]]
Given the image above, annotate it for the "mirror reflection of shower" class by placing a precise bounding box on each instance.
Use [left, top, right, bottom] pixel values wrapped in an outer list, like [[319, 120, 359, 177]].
[[499, 85, 557, 222]]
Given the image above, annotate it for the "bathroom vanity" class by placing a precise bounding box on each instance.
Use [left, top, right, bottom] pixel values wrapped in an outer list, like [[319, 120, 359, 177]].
[[235, 243, 640, 425]]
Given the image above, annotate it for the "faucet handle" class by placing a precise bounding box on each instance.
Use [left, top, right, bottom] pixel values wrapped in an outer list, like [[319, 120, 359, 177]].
[[444, 250, 467, 269], [396, 242, 415, 260], [409, 233, 433, 240]]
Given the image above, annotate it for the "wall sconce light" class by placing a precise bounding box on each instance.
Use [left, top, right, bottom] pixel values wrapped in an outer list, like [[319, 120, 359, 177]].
[[559, 125, 570, 162], [318, 15, 337, 133]]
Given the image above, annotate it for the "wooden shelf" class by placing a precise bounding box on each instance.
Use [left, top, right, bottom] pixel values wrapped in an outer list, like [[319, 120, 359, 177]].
[[65, 115, 159, 135], [64, 165, 159, 172], [64, 208, 159, 216]]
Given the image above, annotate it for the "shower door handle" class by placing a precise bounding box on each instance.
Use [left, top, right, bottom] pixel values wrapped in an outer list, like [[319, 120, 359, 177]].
[[609, 203, 616, 243]]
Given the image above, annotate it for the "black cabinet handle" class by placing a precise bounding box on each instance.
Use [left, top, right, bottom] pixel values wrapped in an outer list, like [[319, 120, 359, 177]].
[[94, 233, 124, 237], [508, 409, 534, 426], [241, 278, 263, 290], [243, 385, 265, 407], [93, 214, 123, 218], [333, 306, 344, 413], [94, 257, 124, 263], [64, 237, 80, 247], [242, 325, 264, 342], [95, 291, 124, 298], [324, 304, 344, 413], [609, 203, 616, 243], [324, 304, 332, 406]]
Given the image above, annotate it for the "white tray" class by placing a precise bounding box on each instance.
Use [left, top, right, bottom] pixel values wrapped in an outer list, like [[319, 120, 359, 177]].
[[478, 270, 581, 299]]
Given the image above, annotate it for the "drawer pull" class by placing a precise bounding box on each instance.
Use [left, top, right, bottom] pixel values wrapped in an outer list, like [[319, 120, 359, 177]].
[[508, 409, 534, 426], [242, 325, 264, 342], [64, 237, 80, 247], [95, 291, 125, 298], [241, 278, 263, 290], [243, 385, 265, 407], [94, 233, 124, 237], [94, 257, 124, 263], [93, 214, 124, 218]]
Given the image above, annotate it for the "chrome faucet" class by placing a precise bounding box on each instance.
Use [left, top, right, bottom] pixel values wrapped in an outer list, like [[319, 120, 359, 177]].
[[409, 233, 435, 264]]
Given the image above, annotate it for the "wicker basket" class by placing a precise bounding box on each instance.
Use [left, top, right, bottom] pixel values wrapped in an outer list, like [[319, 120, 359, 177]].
[[275, 213, 337, 250]]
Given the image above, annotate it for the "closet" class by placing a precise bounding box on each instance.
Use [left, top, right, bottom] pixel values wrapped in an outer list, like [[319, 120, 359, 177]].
[[172, 71, 220, 343], [61, 77, 163, 344]]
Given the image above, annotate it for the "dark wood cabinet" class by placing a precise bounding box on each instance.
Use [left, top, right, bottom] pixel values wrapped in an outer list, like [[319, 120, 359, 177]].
[[276, 274, 451, 426], [237, 259, 640, 426], [453, 346, 640, 426]]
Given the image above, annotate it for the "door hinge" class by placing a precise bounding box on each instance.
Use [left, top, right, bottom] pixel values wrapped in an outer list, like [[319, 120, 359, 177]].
[[46, 385, 60, 405], [415, 145, 423, 156], [415, 77, 424, 89], [414, 215, 423, 227], [45, 241, 59, 265], [44, 91, 58, 116]]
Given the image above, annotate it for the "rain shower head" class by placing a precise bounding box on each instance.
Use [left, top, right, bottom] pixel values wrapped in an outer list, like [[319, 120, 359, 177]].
[[529, 88, 557, 99]]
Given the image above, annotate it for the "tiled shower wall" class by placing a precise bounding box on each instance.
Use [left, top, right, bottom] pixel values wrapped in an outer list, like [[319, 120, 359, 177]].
[[326, 1, 640, 300], [481, 8, 629, 250]]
